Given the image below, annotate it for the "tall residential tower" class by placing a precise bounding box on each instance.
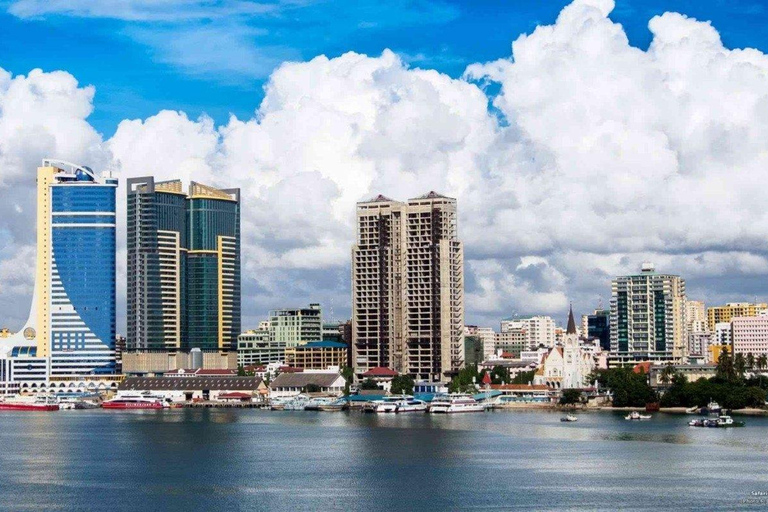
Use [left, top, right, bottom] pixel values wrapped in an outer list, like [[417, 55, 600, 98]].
[[352, 192, 464, 381]]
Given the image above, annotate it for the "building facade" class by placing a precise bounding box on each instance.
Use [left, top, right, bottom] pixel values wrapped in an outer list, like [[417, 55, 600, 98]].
[[534, 308, 596, 389], [270, 304, 322, 349], [685, 300, 707, 334], [0, 160, 118, 385], [707, 302, 767, 332], [284, 341, 347, 370], [610, 263, 686, 365], [352, 192, 464, 381], [236, 328, 272, 366], [731, 316, 768, 357], [500, 316, 556, 349], [127, 177, 241, 353], [587, 309, 611, 351]]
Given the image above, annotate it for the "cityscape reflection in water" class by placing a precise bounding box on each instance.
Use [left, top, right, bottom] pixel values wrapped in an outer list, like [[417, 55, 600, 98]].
[[0, 409, 766, 511]]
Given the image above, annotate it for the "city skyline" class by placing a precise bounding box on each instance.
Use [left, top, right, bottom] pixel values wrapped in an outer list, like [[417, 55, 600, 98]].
[[3, 0, 768, 332]]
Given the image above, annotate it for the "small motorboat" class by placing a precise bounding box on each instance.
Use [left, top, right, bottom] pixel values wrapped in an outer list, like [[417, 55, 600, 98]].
[[688, 418, 705, 427], [560, 414, 578, 422], [706, 400, 722, 415], [625, 411, 652, 420], [685, 406, 699, 414]]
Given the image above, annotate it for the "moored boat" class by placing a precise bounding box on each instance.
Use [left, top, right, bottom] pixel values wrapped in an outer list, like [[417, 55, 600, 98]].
[[428, 394, 485, 414], [317, 398, 349, 412], [102, 393, 165, 410], [625, 411, 652, 420], [0, 395, 59, 411], [396, 398, 427, 413], [560, 414, 578, 422]]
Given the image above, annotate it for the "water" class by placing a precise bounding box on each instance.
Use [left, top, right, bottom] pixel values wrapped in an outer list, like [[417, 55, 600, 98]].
[[1, 409, 767, 511]]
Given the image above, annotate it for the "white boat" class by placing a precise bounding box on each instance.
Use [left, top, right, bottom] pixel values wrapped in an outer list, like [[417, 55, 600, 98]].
[[283, 395, 311, 411], [706, 400, 722, 415], [371, 396, 400, 413], [396, 398, 427, 413], [304, 397, 336, 411], [428, 394, 485, 414], [560, 414, 578, 422], [625, 411, 652, 420]]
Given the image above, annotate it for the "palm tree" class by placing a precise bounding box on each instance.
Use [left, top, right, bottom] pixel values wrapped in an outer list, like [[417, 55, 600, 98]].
[[746, 352, 755, 370], [734, 352, 747, 379], [757, 354, 768, 371], [659, 363, 676, 385]]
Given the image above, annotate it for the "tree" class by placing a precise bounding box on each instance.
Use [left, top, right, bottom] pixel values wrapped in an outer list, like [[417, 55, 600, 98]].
[[559, 388, 582, 405], [746, 352, 755, 370], [304, 383, 321, 393], [591, 367, 657, 408], [340, 366, 354, 396], [734, 352, 747, 380], [390, 375, 415, 395], [448, 366, 479, 393], [757, 354, 768, 371], [659, 364, 677, 385], [511, 369, 536, 385], [479, 365, 510, 386], [360, 378, 380, 390], [237, 365, 246, 377], [716, 346, 736, 382]]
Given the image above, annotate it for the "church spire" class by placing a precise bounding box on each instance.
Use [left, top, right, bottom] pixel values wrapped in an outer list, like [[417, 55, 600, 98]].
[[566, 303, 577, 335]]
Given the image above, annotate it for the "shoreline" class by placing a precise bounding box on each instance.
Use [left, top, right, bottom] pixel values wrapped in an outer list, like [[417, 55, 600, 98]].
[[490, 403, 768, 416]]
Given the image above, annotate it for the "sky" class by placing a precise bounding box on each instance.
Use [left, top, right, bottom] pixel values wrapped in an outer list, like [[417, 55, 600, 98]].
[[1, 0, 768, 332]]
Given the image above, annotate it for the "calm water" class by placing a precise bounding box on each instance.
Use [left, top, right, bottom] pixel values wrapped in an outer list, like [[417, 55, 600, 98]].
[[1, 409, 767, 511]]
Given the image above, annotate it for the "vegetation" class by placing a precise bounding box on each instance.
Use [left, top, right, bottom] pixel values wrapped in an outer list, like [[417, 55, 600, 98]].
[[479, 365, 510, 385], [340, 366, 354, 396], [304, 383, 321, 393], [390, 375, 415, 395], [511, 369, 536, 385], [589, 367, 658, 407], [360, 378, 380, 391], [559, 388, 583, 406], [448, 366, 480, 393]]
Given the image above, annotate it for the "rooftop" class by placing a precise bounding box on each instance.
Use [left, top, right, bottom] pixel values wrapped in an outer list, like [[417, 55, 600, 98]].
[[270, 372, 344, 388], [361, 366, 399, 377], [120, 376, 262, 391]]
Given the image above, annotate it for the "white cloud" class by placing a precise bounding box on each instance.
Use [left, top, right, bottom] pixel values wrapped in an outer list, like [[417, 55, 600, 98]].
[[3, 0, 768, 330]]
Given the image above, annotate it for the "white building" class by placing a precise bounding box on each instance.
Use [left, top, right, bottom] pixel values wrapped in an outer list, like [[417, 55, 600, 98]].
[[269, 370, 346, 399], [533, 307, 596, 389], [685, 300, 707, 334], [499, 316, 556, 350], [715, 322, 732, 346]]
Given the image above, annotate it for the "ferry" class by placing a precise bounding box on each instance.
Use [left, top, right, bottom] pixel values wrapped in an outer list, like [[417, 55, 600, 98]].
[[689, 415, 744, 428], [428, 394, 485, 414], [396, 398, 428, 413], [102, 393, 166, 410], [371, 396, 400, 413], [0, 395, 60, 411]]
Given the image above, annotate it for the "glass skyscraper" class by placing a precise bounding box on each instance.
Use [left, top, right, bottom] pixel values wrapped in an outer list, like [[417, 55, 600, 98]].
[[127, 178, 240, 353]]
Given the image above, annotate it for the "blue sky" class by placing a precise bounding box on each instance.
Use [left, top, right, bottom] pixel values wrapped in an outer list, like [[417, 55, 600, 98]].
[[2, 0, 767, 137]]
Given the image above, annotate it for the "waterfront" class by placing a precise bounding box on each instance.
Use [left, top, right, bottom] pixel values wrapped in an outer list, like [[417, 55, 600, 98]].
[[1, 410, 767, 511]]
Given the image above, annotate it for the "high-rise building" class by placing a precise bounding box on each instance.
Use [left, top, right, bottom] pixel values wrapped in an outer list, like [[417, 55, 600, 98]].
[[466, 325, 496, 360], [270, 304, 322, 349], [587, 309, 611, 351], [0, 160, 118, 382], [500, 316, 556, 349], [706, 302, 767, 332], [127, 177, 241, 353], [731, 315, 768, 357], [685, 300, 707, 334], [610, 263, 686, 365], [352, 192, 464, 381]]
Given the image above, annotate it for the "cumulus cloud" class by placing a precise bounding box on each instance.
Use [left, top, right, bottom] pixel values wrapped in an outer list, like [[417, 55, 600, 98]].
[[3, 0, 768, 330]]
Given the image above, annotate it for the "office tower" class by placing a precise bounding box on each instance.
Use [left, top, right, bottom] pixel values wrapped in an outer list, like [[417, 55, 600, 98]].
[[0, 160, 118, 381], [706, 302, 767, 332], [270, 304, 322, 349], [127, 177, 240, 353], [731, 315, 768, 357], [587, 309, 611, 351], [610, 263, 686, 365], [352, 192, 464, 381]]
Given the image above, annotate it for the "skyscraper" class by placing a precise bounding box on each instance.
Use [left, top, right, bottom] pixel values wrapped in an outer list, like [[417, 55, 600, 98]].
[[352, 192, 464, 381], [610, 262, 686, 365], [127, 177, 240, 354], [0, 160, 118, 382]]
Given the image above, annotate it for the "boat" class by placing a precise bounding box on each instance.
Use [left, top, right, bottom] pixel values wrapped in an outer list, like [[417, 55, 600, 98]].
[[685, 406, 699, 414], [304, 397, 336, 411], [428, 394, 485, 414], [706, 400, 722, 415], [102, 393, 165, 410], [0, 395, 60, 411], [396, 398, 428, 413], [283, 395, 311, 411], [371, 396, 400, 413], [317, 398, 349, 412], [688, 418, 705, 427], [625, 411, 652, 420], [75, 399, 101, 410], [560, 414, 578, 422], [701, 415, 745, 428]]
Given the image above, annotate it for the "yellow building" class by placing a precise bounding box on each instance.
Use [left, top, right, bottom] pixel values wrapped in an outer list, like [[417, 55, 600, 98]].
[[284, 341, 348, 370], [707, 302, 768, 331], [709, 344, 725, 363]]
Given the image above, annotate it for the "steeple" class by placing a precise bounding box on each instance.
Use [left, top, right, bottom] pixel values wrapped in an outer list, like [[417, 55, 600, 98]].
[[566, 303, 577, 335]]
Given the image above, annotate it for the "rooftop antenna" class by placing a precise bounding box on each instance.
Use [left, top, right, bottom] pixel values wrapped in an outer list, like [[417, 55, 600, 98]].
[[597, 297, 603, 310]]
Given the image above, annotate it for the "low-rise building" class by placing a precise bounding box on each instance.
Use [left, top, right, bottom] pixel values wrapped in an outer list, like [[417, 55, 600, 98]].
[[269, 371, 346, 398], [118, 376, 266, 402], [237, 328, 273, 366], [122, 350, 236, 376], [488, 384, 555, 404], [648, 364, 717, 388], [284, 341, 348, 370]]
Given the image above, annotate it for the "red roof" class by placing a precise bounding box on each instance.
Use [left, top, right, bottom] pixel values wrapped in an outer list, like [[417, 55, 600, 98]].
[[218, 392, 252, 399], [278, 366, 303, 373], [361, 366, 398, 377], [633, 362, 652, 374], [500, 351, 514, 359], [491, 384, 551, 391]]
